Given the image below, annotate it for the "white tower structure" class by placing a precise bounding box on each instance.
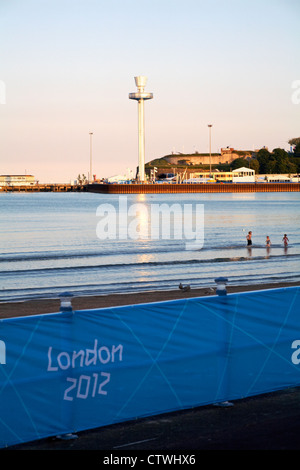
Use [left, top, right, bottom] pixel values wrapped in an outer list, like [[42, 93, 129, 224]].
[[129, 76, 153, 182]]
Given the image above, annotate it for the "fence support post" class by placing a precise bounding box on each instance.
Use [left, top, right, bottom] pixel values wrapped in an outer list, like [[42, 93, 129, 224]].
[[59, 292, 74, 313], [214, 278, 234, 407], [56, 291, 78, 440], [215, 277, 228, 296]]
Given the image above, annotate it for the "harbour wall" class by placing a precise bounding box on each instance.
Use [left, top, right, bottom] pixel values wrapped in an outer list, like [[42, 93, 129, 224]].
[[87, 182, 300, 194]]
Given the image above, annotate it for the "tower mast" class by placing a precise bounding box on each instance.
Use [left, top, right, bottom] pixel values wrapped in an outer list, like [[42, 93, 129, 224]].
[[129, 76, 153, 182]]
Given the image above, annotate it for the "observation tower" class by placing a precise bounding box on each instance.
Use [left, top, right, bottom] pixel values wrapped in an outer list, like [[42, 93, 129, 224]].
[[129, 76, 153, 182]]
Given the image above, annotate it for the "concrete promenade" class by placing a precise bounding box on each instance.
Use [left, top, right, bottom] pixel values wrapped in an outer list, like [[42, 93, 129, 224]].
[[6, 386, 300, 451]]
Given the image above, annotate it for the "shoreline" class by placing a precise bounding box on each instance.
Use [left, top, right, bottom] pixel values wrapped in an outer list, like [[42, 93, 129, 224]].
[[1, 280, 299, 319]]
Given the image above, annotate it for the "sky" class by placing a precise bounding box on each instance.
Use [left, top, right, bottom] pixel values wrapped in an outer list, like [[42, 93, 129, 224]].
[[0, 0, 299, 183]]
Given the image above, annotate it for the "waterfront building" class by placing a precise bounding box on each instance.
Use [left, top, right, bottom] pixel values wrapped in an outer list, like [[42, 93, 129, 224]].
[[232, 167, 255, 183], [182, 167, 255, 183], [0, 175, 35, 187]]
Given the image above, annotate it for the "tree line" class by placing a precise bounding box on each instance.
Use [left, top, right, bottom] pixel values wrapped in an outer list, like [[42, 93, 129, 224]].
[[231, 138, 300, 174]]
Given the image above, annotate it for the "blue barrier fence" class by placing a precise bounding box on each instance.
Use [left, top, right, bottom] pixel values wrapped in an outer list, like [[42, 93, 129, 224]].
[[1, 286, 300, 448]]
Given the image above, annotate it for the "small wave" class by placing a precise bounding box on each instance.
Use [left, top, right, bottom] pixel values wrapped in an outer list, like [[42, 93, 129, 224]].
[[1, 272, 299, 303], [1, 252, 299, 277], [0, 241, 298, 263], [0, 246, 180, 262]]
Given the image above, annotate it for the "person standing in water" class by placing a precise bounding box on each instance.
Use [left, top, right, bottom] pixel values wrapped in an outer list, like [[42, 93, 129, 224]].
[[266, 236, 271, 247], [246, 231, 252, 246], [282, 234, 289, 246]]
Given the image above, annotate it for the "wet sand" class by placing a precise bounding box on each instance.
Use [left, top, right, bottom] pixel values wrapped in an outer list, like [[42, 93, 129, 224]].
[[1, 280, 299, 319]]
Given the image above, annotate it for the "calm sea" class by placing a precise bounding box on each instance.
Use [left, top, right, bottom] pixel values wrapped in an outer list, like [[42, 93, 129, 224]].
[[0, 191, 299, 303]]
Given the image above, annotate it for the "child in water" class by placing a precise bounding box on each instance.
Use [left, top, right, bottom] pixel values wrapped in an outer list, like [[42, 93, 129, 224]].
[[282, 234, 289, 246], [246, 231, 252, 246], [266, 236, 271, 247]]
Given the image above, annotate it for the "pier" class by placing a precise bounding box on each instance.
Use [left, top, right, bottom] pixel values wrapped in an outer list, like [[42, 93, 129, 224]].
[[0, 183, 87, 192]]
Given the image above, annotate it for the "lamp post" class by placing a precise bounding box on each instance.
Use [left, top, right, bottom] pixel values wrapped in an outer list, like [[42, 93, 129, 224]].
[[89, 132, 93, 183], [208, 124, 213, 175]]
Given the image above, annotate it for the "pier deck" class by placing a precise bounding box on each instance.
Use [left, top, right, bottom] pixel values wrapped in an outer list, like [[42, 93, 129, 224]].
[[0, 184, 87, 192]]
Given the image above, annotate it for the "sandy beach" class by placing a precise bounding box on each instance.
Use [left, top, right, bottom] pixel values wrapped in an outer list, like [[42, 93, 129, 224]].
[[1, 280, 299, 319]]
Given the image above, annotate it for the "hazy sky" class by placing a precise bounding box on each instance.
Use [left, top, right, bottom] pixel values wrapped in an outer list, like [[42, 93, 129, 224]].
[[0, 0, 299, 182]]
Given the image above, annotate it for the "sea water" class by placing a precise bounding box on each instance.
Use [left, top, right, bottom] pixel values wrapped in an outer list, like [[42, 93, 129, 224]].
[[0, 191, 299, 302]]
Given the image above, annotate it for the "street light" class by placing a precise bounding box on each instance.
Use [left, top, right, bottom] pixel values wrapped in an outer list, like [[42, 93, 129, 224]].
[[89, 132, 93, 183], [208, 124, 213, 175]]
